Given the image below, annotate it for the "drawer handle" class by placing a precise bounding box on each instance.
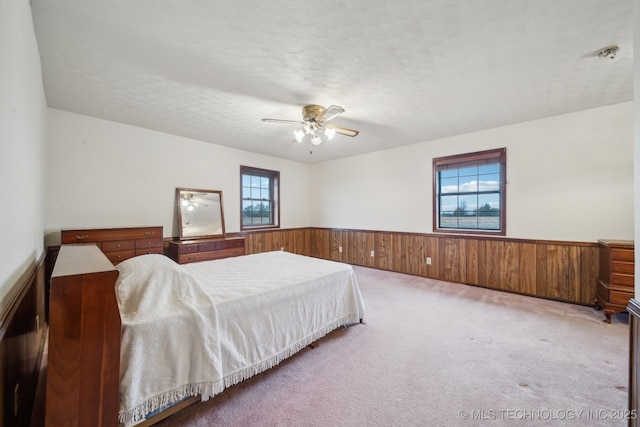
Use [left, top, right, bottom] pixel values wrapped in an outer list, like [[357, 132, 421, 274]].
[[147, 241, 152, 245], [144, 231, 153, 236], [188, 256, 195, 260], [75, 235, 88, 240], [117, 244, 121, 248]]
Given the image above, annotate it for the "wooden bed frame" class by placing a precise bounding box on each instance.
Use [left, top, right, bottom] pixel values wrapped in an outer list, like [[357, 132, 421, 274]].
[[46, 245, 208, 427], [46, 241, 363, 426]]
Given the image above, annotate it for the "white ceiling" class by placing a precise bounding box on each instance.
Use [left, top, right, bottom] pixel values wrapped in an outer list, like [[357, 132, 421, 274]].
[[32, 0, 634, 164]]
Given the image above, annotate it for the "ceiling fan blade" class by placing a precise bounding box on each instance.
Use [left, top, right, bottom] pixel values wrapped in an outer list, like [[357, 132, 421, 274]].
[[262, 118, 304, 124], [320, 105, 345, 122], [326, 125, 359, 137]]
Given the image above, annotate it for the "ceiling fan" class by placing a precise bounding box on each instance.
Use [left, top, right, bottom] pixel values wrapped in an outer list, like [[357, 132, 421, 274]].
[[262, 104, 359, 146]]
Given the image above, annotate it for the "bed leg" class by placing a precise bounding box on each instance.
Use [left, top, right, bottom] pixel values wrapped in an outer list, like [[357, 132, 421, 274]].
[[309, 341, 318, 349]]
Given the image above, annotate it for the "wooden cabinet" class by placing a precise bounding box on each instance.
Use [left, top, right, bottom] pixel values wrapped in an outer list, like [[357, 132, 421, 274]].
[[596, 239, 634, 323], [166, 237, 245, 264], [61, 226, 163, 264], [46, 244, 120, 427]]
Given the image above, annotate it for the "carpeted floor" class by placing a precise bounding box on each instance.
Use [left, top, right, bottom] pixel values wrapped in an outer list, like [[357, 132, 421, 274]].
[[32, 265, 630, 426]]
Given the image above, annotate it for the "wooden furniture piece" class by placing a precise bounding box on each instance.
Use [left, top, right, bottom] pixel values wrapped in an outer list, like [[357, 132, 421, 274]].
[[61, 226, 163, 264], [596, 239, 635, 323], [166, 236, 245, 264], [45, 244, 120, 427]]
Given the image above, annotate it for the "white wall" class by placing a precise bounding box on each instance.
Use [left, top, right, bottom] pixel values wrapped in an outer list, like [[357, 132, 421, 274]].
[[310, 102, 634, 242], [45, 109, 310, 245], [0, 0, 47, 308]]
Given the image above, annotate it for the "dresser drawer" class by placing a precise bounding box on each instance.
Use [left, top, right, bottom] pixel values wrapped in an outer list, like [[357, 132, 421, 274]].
[[102, 240, 135, 252], [62, 227, 163, 243], [135, 238, 163, 249], [179, 247, 245, 264], [612, 261, 634, 275], [105, 250, 135, 264], [135, 246, 163, 256], [178, 243, 199, 254], [612, 273, 634, 287], [609, 290, 633, 306], [198, 241, 221, 252], [197, 239, 244, 251], [221, 239, 244, 249], [611, 248, 634, 262]]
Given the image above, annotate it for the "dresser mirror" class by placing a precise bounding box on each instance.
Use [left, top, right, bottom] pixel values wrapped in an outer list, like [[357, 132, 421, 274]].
[[176, 188, 226, 240]]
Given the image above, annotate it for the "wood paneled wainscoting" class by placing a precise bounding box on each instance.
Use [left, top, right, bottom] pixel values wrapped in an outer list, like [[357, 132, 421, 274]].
[[232, 227, 598, 306], [0, 253, 47, 427], [232, 227, 312, 257], [310, 228, 599, 305]]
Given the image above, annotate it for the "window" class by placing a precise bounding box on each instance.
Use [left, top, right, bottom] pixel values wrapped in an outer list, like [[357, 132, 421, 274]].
[[241, 166, 280, 230], [433, 148, 506, 235]]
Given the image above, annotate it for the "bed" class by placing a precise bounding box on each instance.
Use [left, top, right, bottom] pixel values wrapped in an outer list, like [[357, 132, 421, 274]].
[[115, 250, 365, 425]]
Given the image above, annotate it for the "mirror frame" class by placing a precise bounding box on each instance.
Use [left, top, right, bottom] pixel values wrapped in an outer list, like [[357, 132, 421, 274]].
[[176, 188, 226, 240]]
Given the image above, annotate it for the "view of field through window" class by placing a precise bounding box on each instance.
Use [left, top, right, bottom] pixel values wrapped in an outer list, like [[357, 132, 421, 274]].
[[242, 174, 273, 226], [438, 163, 501, 230]]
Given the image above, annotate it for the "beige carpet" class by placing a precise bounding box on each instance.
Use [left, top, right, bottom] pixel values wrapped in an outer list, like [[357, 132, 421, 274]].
[[32, 266, 629, 426]]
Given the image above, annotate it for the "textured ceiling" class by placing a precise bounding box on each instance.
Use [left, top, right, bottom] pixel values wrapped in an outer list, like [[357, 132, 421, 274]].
[[32, 0, 634, 164]]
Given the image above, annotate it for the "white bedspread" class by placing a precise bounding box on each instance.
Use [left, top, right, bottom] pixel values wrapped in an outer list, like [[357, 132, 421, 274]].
[[116, 251, 364, 424]]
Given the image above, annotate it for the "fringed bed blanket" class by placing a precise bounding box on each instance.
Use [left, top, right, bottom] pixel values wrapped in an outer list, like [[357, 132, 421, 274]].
[[115, 251, 365, 425]]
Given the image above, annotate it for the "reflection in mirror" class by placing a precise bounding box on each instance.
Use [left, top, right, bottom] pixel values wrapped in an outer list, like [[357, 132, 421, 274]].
[[176, 188, 225, 240]]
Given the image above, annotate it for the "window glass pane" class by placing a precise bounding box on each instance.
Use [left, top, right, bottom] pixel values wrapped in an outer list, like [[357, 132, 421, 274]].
[[458, 166, 477, 177], [478, 215, 500, 230], [439, 215, 457, 228], [478, 164, 500, 174], [458, 177, 478, 193], [440, 177, 458, 194], [261, 177, 270, 188], [440, 195, 458, 214], [478, 194, 500, 229], [242, 175, 251, 187], [458, 216, 479, 229], [242, 186, 251, 198], [478, 174, 500, 191], [261, 189, 269, 200], [478, 195, 500, 215], [440, 169, 458, 178], [459, 194, 477, 213], [251, 176, 261, 188]]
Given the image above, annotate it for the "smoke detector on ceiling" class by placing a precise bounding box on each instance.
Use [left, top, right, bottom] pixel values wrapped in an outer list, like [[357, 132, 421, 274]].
[[597, 45, 620, 59]]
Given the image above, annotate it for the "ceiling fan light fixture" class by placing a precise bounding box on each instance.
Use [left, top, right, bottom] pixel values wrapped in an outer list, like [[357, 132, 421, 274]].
[[262, 104, 359, 153], [293, 129, 305, 142], [324, 127, 336, 140]]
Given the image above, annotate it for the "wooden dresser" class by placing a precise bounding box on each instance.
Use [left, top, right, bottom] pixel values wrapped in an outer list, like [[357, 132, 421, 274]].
[[46, 244, 120, 427], [596, 239, 635, 323], [61, 226, 163, 264], [166, 237, 245, 264]]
